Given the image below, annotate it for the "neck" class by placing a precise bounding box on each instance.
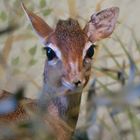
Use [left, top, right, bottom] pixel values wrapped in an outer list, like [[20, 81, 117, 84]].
[[39, 83, 83, 129]]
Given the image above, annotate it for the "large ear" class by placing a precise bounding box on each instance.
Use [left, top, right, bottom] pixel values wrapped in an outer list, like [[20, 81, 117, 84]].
[[21, 2, 53, 43], [84, 7, 119, 42]]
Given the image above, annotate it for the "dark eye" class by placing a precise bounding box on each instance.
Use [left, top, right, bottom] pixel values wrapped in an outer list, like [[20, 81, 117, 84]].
[[45, 47, 56, 61], [85, 44, 95, 58]]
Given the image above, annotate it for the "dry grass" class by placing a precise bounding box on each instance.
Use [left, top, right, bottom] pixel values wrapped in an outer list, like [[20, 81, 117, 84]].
[[0, 0, 140, 140]]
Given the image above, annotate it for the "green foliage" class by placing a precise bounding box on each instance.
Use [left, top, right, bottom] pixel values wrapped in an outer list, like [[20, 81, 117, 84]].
[[28, 46, 38, 66], [40, 0, 46, 8], [13, 69, 20, 75], [43, 9, 52, 16], [28, 59, 37, 66], [11, 56, 20, 66], [0, 0, 140, 140], [28, 45, 37, 56], [0, 11, 7, 21]]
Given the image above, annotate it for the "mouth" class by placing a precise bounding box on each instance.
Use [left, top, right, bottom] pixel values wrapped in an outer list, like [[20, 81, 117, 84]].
[[62, 80, 75, 90]]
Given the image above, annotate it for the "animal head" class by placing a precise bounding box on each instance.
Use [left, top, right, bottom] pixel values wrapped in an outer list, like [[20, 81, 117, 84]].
[[22, 3, 119, 91]]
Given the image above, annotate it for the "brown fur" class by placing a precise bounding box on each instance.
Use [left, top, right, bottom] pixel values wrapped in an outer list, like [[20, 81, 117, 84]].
[[0, 3, 119, 140], [0, 90, 73, 140], [47, 19, 89, 84], [0, 90, 36, 122]]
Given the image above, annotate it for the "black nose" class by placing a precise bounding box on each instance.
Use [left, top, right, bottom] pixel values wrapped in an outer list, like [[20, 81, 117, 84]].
[[74, 80, 81, 87]]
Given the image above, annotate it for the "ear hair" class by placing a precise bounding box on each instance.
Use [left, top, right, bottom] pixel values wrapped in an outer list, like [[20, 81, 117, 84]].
[[84, 7, 119, 42]]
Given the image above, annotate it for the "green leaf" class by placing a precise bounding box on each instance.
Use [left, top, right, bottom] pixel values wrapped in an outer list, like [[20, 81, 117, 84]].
[[28, 59, 37, 66], [13, 68, 21, 75], [12, 56, 20, 65], [40, 0, 46, 8], [0, 11, 7, 21], [43, 9, 52, 16], [29, 46, 37, 56]]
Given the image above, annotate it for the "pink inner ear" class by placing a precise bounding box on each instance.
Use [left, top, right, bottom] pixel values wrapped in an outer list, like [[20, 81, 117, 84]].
[[84, 7, 119, 42], [21, 2, 53, 40]]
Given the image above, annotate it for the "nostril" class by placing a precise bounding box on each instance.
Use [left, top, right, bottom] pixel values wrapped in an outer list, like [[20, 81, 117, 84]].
[[74, 80, 81, 87]]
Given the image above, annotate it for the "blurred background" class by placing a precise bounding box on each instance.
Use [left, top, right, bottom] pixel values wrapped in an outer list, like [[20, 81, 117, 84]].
[[0, 0, 139, 98], [0, 0, 140, 139]]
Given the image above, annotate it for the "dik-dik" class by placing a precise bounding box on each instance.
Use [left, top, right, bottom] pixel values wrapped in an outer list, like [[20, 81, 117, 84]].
[[0, 2, 119, 140]]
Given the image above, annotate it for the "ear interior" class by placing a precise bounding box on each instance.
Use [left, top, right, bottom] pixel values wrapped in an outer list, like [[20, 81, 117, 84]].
[[84, 7, 119, 42], [21, 2, 53, 42]]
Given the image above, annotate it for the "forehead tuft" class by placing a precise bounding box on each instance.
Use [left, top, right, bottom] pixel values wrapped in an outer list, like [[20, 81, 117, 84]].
[[55, 18, 87, 50], [56, 18, 81, 32]]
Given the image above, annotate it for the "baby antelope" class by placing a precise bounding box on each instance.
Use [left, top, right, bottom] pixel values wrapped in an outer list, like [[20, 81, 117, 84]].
[[0, 2, 119, 140]]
